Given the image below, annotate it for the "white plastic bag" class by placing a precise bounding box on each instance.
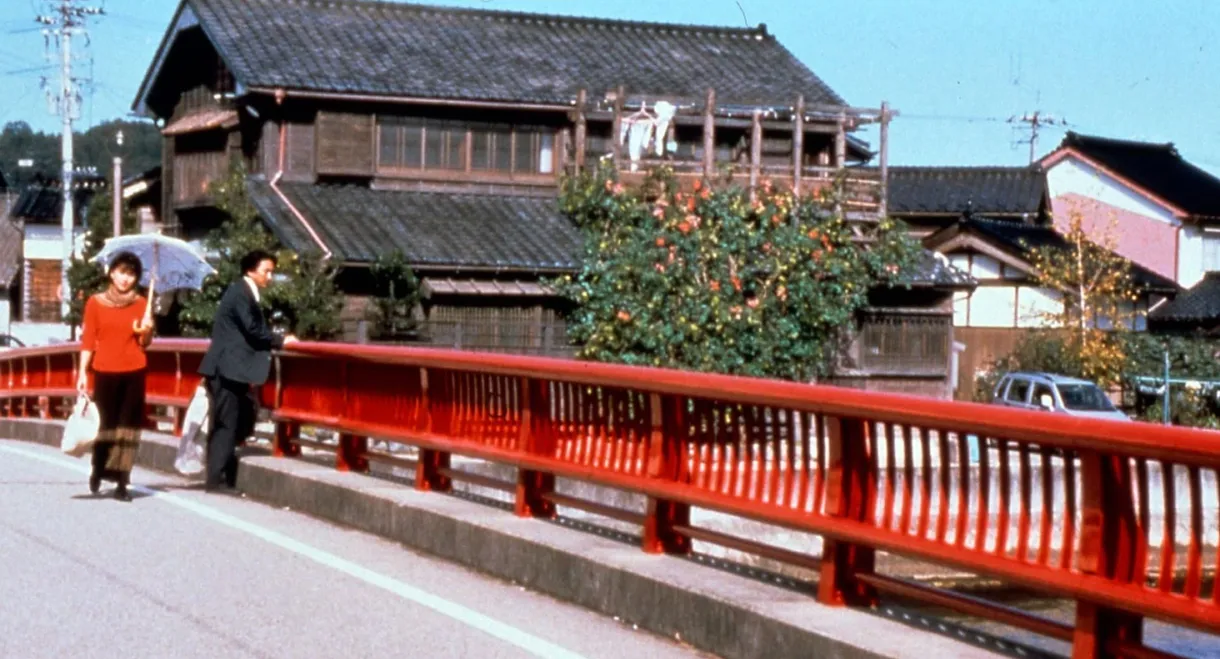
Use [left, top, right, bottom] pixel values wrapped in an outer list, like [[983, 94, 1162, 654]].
[[61, 396, 100, 458], [174, 383, 209, 476]]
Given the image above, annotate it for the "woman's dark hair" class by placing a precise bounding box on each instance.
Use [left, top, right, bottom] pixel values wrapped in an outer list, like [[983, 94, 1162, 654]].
[[108, 251, 143, 281], [240, 249, 277, 275]]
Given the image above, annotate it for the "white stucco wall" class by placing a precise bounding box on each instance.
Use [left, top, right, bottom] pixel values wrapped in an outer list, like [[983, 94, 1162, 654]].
[[1046, 158, 1178, 227], [1178, 225, 1214, 289], [23, 225, 87, 260], [1016, 286, 1061, 328]]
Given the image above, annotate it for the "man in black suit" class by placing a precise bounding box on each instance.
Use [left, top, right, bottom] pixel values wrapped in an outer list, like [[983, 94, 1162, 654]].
[[199, 250, 298, 492]]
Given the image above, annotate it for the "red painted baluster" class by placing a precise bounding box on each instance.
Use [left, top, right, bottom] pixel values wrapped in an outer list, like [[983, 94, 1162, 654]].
[[516, 377, 556, 519], [272, 421, 301, 458], [1185, 465, 1203, 600], [817, 415, 877, 607], [642, 393, 690, 555], [1072, 450, 1144, 659], [336, 433, 369, 473], [416, 368, 452, 493]]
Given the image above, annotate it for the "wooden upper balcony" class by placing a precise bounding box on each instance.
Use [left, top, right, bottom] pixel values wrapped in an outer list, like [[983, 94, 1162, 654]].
[[567, 87, 893, 219]]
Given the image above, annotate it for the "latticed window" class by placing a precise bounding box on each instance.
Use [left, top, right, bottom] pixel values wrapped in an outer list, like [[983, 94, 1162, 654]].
[[377, 117, 554, 175], [421, 305, 571, 357], [858, 313, 951, 374], [379, 117, 465, 171]]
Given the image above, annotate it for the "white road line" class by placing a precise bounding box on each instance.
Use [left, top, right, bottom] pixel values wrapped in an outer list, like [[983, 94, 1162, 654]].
[[0, 443, 589, 659]]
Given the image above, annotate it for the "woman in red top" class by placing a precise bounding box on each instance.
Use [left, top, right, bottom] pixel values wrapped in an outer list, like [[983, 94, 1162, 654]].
[[77, 252, 154, 501]]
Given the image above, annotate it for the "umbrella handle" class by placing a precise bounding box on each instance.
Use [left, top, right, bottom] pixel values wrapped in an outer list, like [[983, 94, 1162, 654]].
[[143, 275, 156, 328], [144, 242, 158, 327]]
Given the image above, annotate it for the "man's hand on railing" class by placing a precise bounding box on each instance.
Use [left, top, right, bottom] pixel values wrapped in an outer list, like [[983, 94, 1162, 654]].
[[282, 335, 299, 347]]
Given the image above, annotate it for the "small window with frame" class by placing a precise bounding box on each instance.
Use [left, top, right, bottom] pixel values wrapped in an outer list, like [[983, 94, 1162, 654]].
[[1005, 378, 1031, 404]]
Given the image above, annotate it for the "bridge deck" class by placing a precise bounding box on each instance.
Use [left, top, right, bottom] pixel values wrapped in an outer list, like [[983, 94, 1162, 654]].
[[0, 440, 706, 659]]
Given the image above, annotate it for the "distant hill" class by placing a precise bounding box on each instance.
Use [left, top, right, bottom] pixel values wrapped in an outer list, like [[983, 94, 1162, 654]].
[[0, 119, 161, 191]]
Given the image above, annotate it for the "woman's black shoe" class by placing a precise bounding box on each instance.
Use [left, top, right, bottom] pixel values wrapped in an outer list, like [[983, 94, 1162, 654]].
[[88, 472, 101, 494], [114, 486, 132, 502]]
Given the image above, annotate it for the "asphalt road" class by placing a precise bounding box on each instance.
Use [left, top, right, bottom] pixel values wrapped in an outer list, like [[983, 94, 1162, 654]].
[[0, 440, 711, 659]]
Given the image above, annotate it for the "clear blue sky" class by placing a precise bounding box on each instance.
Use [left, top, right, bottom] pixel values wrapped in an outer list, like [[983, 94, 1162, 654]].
[[2, 0, 1217, 175]]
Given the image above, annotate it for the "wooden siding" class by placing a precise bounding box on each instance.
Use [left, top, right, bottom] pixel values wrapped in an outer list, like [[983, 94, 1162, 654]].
[[260, 119, 280, 175], [161, 131, 176, 232], [284, 121, 316, 182], [316, 111, 374, 176], [173, 149, 228, 205], [25, 259, 60, 323], [954, 326, 1025, 401]]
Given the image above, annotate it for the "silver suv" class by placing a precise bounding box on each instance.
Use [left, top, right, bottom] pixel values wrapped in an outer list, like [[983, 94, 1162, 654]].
[[992, 372, 1130, 422]]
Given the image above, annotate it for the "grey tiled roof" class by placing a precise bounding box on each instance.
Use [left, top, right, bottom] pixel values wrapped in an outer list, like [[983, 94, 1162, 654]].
[[246, 180, 583, 271], [185, 0, 844, 107], [1149, 273, 1220, 322], [888, 166, 1047, 216], [8, 180, 99, 226], [896, 249, 975, 289]]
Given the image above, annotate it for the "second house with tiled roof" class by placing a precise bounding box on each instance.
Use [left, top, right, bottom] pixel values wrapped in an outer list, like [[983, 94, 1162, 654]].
[[133, 0, 894, 352], [1041, 131, 1220, 289]]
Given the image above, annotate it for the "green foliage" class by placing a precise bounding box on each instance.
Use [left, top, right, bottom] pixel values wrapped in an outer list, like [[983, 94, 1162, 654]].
[[176, 165, 279, 337], [64, 187, 141, 327], [1134, 391, 1220, 429], [265, 251, 344, 340], [557, 166, 919, 382], [1, 119, 161, 189], [1121, 333, 1220, 380], [366, 249, 421, 340], [176, 164, 343, 340], [1121, 333, 1220, 427]]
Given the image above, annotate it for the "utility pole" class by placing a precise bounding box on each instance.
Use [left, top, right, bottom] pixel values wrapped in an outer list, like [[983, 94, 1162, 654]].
[[37, 0, 103, 320], [112, 129, 123, 238], [1008, 111, 1067, 164]]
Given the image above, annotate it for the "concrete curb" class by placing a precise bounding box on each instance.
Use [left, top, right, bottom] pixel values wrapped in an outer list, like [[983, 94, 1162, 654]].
[[2, 418, 999, 659]]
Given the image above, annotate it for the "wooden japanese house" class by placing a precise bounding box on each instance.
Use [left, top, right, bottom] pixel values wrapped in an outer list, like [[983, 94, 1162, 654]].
[[133, 0, 967, 395]]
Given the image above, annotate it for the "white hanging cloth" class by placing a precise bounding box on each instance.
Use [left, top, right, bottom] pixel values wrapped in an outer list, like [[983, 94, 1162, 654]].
[[652, 101, 677, 156], [626, 121, 653, 171], [620, 102, 657, 172]]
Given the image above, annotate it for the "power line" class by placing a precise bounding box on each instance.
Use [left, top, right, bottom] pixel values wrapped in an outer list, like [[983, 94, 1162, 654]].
[[901, 113, 1008, 124]]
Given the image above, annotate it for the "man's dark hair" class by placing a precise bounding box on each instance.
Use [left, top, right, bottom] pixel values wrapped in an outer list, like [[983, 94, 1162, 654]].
[[107, 251, 144, 281], [240, 249, 277, 275]]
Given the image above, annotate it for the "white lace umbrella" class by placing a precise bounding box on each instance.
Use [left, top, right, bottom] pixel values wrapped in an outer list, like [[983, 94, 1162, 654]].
[[93, 233, 216, 324]]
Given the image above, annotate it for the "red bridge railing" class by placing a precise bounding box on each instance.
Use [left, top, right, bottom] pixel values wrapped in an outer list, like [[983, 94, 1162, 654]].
[[2, 340, 1218, 658]]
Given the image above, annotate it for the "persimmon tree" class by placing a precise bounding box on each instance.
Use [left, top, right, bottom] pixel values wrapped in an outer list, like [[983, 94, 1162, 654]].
[[557, 167, 919, 382], [1025, 211, 1140, 387]]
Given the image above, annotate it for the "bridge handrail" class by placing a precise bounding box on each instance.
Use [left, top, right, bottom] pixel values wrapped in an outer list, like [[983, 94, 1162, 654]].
[[2, 340, 1217, 657]]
